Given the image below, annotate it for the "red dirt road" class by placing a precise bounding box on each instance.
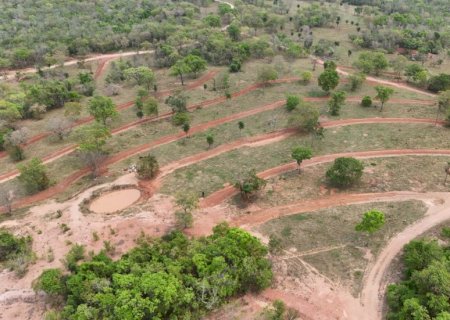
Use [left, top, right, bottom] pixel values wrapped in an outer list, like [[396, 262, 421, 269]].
[[201, 148, 450, 208]]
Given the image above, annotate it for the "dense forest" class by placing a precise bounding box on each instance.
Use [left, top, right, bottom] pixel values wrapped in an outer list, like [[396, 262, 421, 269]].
[[387, 231, 450, 319], [33, 224, 273, 319]]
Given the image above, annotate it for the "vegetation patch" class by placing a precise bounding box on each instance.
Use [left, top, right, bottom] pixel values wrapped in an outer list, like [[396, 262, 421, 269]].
[[34, 224, 272, 319], [0, 229, 35, 277]]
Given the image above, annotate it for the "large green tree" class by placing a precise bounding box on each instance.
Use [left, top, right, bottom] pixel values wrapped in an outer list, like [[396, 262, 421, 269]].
[[318, 69, 339, 93], [88, 96, 118, 125]]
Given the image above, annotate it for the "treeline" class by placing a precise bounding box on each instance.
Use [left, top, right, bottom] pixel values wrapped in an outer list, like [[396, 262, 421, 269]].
[[34, 224, 273, 319], [387, 230, 450, 319], [344, 0, 450, 54], [0, 0, 289, 69]]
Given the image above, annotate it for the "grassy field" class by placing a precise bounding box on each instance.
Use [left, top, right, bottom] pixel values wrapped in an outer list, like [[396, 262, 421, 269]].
[[257, 200, 427, 296]]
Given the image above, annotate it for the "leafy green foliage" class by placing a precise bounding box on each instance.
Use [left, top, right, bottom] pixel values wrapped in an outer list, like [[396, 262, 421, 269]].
[[387, 237, 450, 319], [137, 154, 159, 180], [286, 95, 300, 111], [354, 51, 388, 75], [375, 86, 395, 111], [428, 74, 450, 93], [355, 210, 385, 234], [361, 96, 373, 108], [348, 73, 366, 91], [18, 158, 50, 194], [124, 67, 155, 91], [0, 230, 32, 263], [0, 229, 34, 277], [326, 157, 364, 188], [88, 96, 118, 125], [36, 225, 272, 319], [318, 69, 339, 93], [291, 146, 312, 168]]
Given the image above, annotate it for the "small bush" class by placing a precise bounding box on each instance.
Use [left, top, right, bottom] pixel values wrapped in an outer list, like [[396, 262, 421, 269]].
[[229, 59, 241, 73], [286, 95, 300, 111], [361, 96, 372, 107]]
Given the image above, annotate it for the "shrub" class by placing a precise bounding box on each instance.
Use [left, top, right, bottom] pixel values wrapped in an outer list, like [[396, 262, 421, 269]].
[[172, 111, 190, 126], [229, 59, 241, 73], [326, 157, 364, 188], [17, 158, 50, 194], [137, 154, 159, 179], [286, 95, 300, 111], [361, 96, 372, 107]]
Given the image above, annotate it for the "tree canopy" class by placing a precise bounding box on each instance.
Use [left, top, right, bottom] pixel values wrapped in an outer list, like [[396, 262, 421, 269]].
[[34, 224, 273, 319]]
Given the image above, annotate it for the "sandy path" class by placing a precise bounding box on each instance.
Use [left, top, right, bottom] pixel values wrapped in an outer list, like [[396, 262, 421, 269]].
[[201, 148, 450, 208]]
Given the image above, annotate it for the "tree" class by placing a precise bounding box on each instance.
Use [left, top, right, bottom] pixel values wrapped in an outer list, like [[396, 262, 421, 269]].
[[124, 67, 155, 91], [176, 191, 199, 214], [75, 124, 111, 177], [142, 97, 158, 116], [0, 187, 15, 215], [318, 69, 339, 93], [182, 122, 190, 137], [348, 73, 365, 91], [286, 95, 300, 111], [428, 74, 450, 93], [88, 96, 118, 125], [47, 117, 72, 140], [184, 54, 207, 77], [375, 86, 395, 111], [64, 102, 83, 120], [136, 154, 159, 180], [175, 191, 199, 229], [206, 133, 214, 149], [33, 268, 65, 298], [328, 90, 346, 116], [437, 90, 450, 124], [291, 147, 312, 172], [444, 162, 450, 184], [257, 65, 278, 84], [288, 102, 320, 132], [166, 93, 188, 113], [168, 108, 188, 125], [238, 121, 244, 132], [170, 59, 191, 86], [390, 56, 408, 79], [227, 23, 241, 41], [355, 210, 385, 234], [354, 51, 388, 75], [326, 157, 364, 188], [18, 158, 50, 194], [234, 169, 267, 201], [0, 100, 22, 124], [301, 71, 312, 84], [5, 127, 30, 161]]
